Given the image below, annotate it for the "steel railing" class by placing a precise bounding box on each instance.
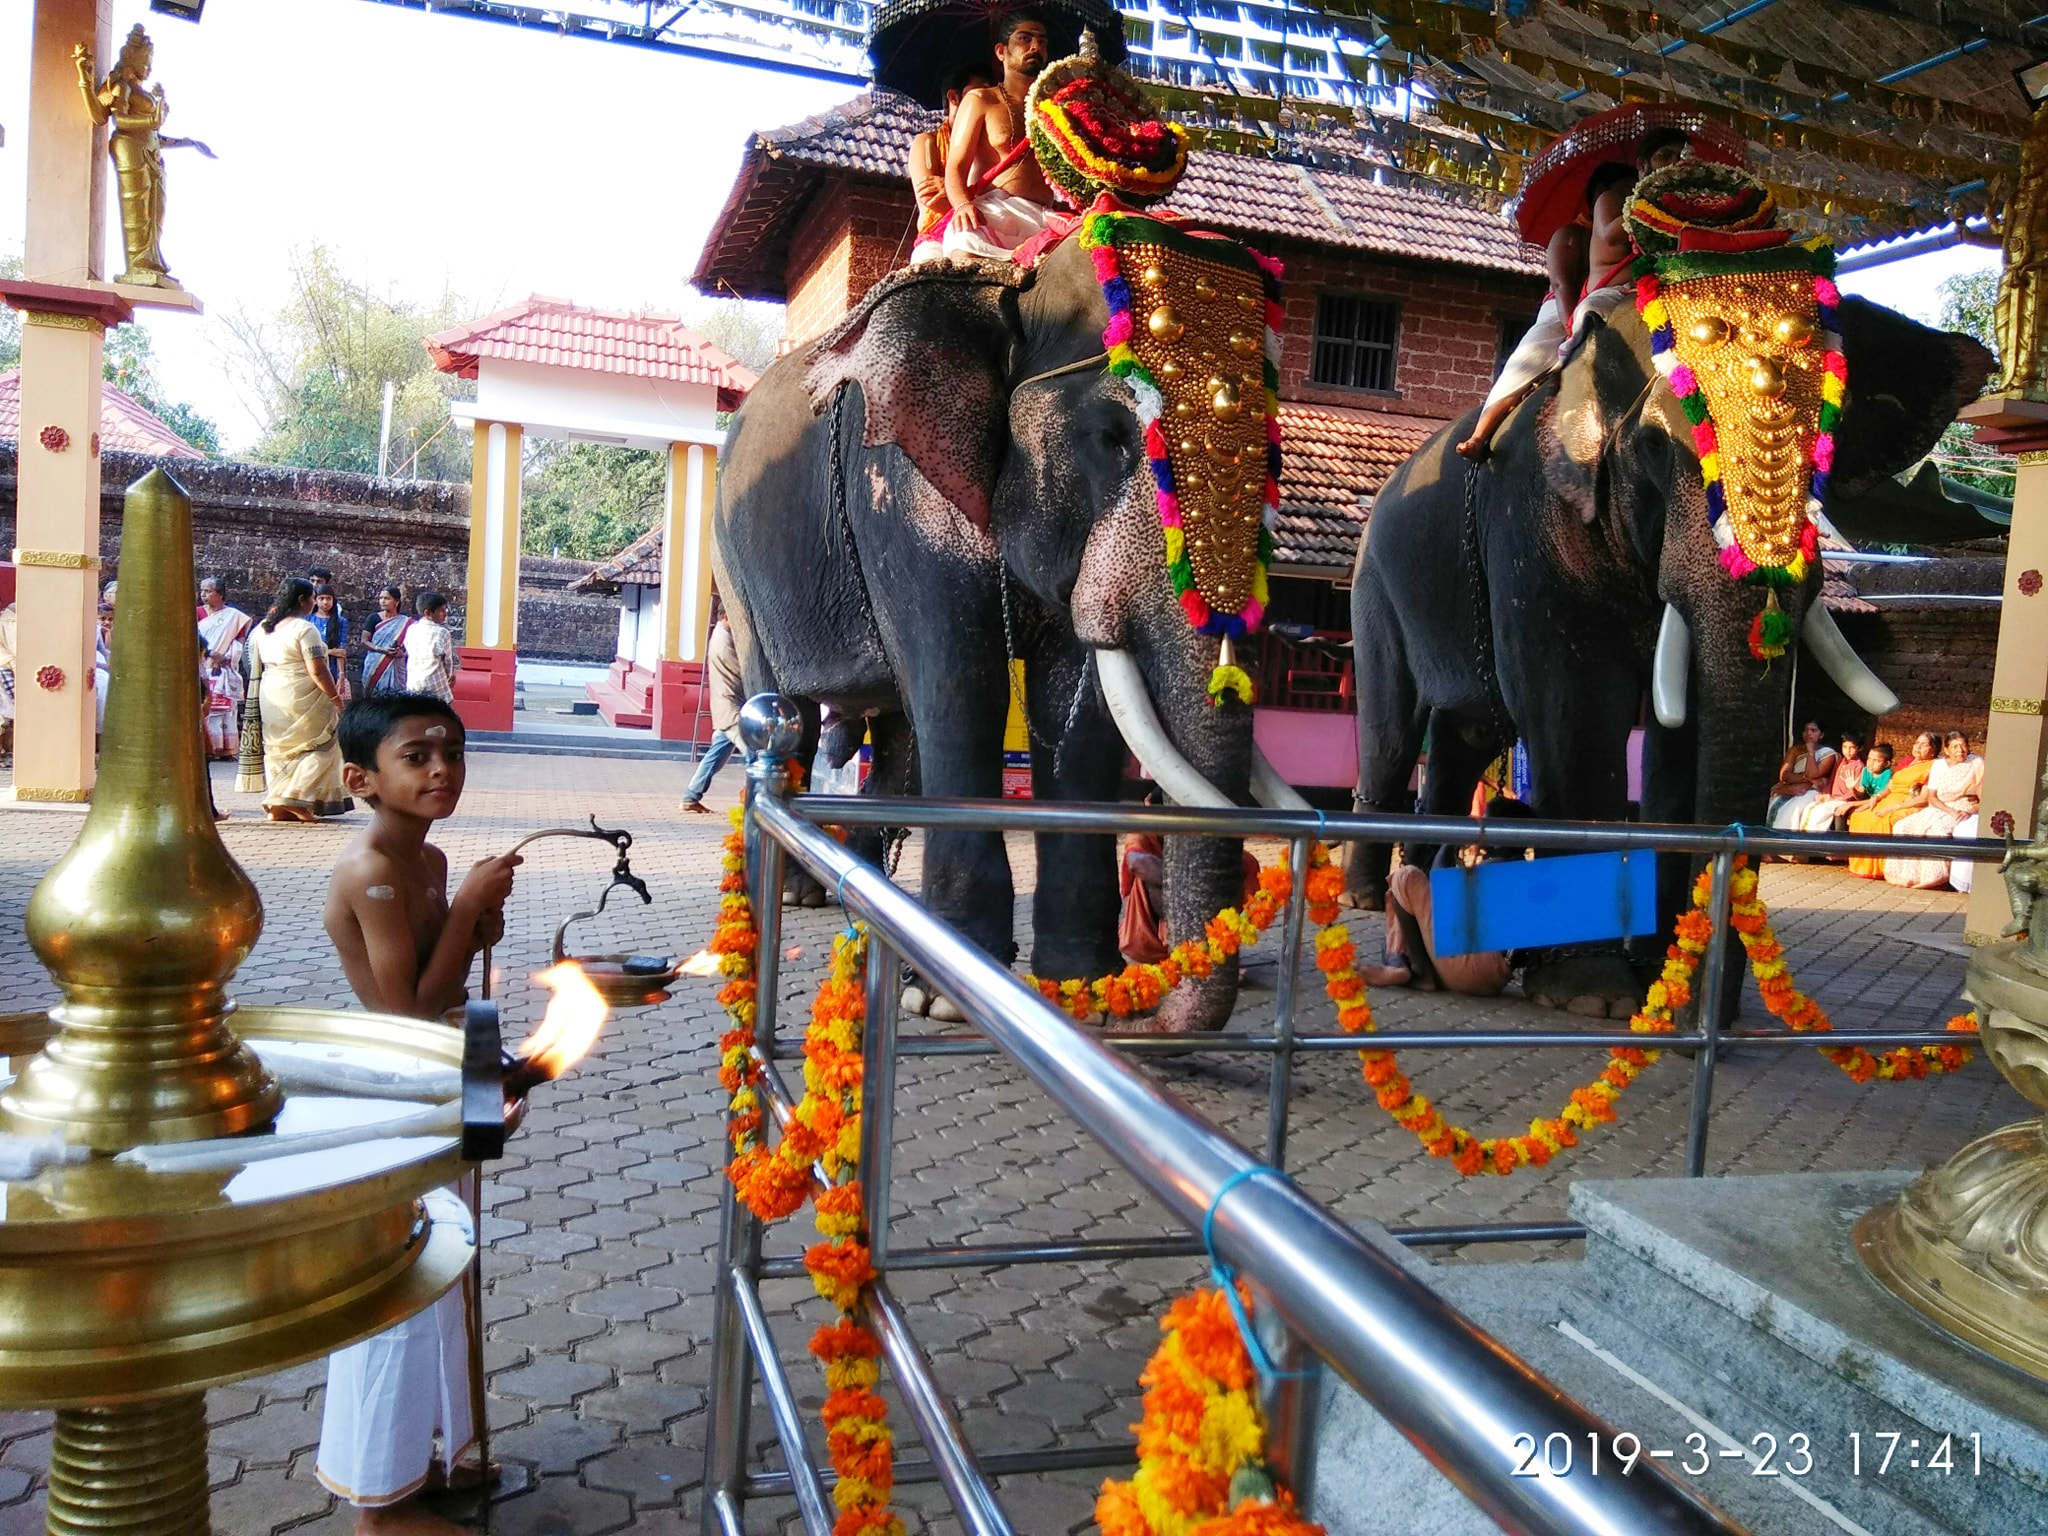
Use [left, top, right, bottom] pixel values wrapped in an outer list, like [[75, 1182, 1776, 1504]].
[[702, 714, 2001, 1536]]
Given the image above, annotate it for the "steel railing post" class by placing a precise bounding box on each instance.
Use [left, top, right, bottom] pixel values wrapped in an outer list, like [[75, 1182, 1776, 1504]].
[[1264, 836, 1314, 1169], [861, 934, 900, 1270], [1254, 1282, 1325, 1517], [702, 699, 803, 1536], [1683, 850, 1737, 1178]]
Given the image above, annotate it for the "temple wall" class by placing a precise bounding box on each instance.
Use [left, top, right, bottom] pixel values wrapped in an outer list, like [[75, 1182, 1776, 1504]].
[[1265, 242, 1550, 424], [0, 446, 618, 667], [785, 179, 917, 347], [1802, 604, 2000, 762]]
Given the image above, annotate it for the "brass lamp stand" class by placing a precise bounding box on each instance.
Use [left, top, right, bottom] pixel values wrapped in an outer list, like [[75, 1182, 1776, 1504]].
[[1858, 788, 2048, 1381], [0, 470, 477, 1534]]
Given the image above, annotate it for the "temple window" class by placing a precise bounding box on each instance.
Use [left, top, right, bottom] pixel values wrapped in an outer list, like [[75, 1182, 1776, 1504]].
[[1311, 293, 1400, 392]]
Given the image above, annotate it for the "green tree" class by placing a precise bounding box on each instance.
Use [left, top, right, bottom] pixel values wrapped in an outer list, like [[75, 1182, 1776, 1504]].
[[521, 442, 666, 560], [2, 252, 218, 454], [221, 246, 475, 481], [1933, 267, 2013, 499]]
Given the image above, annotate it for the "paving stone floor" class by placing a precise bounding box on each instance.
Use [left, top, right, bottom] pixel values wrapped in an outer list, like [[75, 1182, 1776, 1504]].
[[0, 752, 2025, 1535]]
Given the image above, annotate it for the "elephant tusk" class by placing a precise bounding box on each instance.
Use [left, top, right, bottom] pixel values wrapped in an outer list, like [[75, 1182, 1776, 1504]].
[[1652, 604, 1690, 729], [1250, 747, 1312, 811], [1095, 648, 1235, 809], [1802, 601, 1899, 716]]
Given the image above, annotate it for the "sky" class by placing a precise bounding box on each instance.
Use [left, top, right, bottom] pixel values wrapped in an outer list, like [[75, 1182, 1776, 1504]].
[[0, 3, 2006, 452], [0, 0, 853, 450]]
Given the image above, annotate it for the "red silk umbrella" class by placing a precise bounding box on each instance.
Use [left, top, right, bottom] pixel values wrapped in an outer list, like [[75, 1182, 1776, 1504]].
[[1506, 103, 1749, 248]]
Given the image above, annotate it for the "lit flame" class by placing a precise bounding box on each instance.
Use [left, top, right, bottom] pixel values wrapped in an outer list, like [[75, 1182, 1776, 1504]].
[[678, 947, 722, 978], [517, 961, 610, 1080]]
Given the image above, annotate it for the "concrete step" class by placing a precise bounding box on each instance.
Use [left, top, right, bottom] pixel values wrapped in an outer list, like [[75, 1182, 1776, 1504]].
[[1309, 1176, 2048, 1536]]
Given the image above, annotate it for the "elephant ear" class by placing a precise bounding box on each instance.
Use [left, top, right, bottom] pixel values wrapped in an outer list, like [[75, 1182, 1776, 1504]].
[[804, 263, 1028, 530], [1538, 313, 1660, 523], [1827, 296, 1994, 509]]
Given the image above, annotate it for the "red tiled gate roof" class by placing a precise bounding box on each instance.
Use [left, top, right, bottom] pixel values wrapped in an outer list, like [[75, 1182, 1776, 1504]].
[[0, 371, 206, 460], [426, 297, 758, 412]]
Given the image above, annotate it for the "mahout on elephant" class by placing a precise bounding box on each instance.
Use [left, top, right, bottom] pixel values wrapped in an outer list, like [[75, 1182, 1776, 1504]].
[[713, 231, 1304, 1032], [1343, 167, 1992, 1016]]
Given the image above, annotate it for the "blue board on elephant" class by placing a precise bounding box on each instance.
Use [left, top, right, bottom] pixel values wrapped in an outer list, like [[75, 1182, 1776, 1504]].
[[1430, 851, 1657, 959]]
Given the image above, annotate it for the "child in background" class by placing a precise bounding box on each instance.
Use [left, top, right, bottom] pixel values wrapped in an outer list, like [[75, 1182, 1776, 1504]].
[[317, 691, 519, 1534]]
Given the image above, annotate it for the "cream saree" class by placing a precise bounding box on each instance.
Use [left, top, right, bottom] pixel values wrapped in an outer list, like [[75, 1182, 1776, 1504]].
[[253, 618, 345, 813]]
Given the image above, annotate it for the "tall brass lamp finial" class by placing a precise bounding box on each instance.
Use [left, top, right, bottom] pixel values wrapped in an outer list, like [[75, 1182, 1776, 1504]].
[[3, 470, 279, 1148]]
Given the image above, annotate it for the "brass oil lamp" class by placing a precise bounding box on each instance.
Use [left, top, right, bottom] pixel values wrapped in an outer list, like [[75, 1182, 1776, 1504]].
[[0, 471, 496, 1534]]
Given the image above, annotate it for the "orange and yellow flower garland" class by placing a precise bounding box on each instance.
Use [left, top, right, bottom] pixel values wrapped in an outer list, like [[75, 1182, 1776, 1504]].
[[709, 815, 904, 1536], [1096, 1286, 1322, 1536], [1723, 857, 1977, 1082], [1027, 862, 1295, 1020], [1311, 846, 1978, 1176], [713, 810, 763, 1162]]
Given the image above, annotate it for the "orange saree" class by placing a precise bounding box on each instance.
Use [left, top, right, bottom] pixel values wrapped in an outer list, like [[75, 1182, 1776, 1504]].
[[1846, 757, 1933, 879]]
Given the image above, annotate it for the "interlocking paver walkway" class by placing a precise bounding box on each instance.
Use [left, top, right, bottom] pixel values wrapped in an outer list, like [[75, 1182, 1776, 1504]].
[[0, 752, 2024, 1534]]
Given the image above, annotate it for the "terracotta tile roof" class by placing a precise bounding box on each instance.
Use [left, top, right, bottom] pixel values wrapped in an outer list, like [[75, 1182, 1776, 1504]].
[[572, 523, 664, 594], [1273, 401, 1440, 573], [425, 297, 757, 411], [0, 371, 205, 460], [692, 92, 1541, 301]]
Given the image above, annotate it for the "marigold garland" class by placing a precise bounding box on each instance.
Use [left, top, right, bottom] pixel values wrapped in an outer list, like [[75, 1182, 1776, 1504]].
[[1313, 846, 1979, 1176], [1025, 860, 1294, 1020], [1096, 1287, 1323, 1536], [710, 815, 904, 1536], [1722, 857, 1978, 1082]]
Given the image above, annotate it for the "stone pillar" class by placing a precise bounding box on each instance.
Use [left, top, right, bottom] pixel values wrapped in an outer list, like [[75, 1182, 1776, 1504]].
[[457, 419, 521, 733], [10, 0, 114, 803], [653, 440, 719, 743], [1959, 399, 2048, 940]]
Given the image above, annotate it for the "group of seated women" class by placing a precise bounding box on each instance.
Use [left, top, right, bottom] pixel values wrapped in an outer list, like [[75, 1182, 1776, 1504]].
[[1765, 722, 1982, 891]]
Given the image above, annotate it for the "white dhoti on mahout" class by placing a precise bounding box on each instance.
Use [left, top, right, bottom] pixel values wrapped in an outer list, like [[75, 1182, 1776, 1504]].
[[1475, 282, 1641, 417], [935, 191, 1049, 261], [316, 1186, 475, 1507]]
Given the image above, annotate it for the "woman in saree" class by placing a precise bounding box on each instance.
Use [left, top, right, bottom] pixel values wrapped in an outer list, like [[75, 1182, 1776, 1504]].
[[1847, 732, 1938, 879], [251, 578, 346, 823], [1766, 721, 1838, 832], [1885, 731, 1985, 890], [359, 587, 413, 694]]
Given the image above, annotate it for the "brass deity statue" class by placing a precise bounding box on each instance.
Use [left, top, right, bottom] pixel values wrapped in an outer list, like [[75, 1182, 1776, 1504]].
[[1981, 100, 2048, 400], [74, 25, 211, 290]]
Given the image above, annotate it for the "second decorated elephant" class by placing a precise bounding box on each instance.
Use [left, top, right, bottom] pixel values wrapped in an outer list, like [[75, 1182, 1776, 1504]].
[[1344, 219, 1991, 1011]]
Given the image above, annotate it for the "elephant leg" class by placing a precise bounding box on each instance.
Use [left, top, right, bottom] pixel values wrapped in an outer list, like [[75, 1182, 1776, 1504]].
[[777, 700, 830, 907], [1516, 680, 1641, 1018], [1344, 612, 1425, 909], [1405, 709, 1499, 872], [901, 671, 1016, 968], [1639, 712, 1739, 1029], [842, 710, 916, 873], [1027, 643, 1123, 983]]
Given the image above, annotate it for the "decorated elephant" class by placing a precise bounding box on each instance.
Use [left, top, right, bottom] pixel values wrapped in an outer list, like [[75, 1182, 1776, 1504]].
[[1343, 168, 1992, 1012], [713, 215, 1306, 1032]]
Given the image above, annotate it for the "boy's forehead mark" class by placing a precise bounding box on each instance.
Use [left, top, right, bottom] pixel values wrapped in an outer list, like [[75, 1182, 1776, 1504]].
[[424, 725, 448, 738]]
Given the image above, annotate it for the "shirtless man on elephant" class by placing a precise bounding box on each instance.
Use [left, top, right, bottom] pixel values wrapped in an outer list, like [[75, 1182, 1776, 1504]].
[[932, 9, 1057, 261]]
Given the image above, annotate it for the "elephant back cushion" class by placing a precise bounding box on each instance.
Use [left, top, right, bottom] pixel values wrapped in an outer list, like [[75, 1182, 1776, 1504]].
[[1627, 164, 1845, 660], [1079, 206, 1282, 702]]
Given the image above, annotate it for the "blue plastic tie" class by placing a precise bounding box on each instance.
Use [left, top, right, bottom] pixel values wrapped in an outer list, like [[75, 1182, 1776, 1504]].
[[1313, 808, 1328, 849], [1201, 1165, 1317, 1381], [1725, 822, 1747, 858]]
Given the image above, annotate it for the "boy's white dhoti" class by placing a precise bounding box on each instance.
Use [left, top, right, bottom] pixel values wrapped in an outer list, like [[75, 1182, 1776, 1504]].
[[316, 1187, 475, 1507], [1475, 281, 1641, 417], [937, 191, 1048, 261]]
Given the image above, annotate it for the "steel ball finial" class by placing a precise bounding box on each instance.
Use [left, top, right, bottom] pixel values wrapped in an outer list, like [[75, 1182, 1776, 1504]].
[[738, 694, 804, 758]]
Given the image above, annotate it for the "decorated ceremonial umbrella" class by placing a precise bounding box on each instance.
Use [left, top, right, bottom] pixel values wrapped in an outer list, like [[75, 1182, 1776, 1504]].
[[1505, 102, 1749, 249], [868, 0, 1125, 109]]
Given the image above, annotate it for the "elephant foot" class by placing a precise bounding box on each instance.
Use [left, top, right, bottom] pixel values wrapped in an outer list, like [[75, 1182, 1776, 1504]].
[[782, 870, 827, 908], [1148, 972, 1238, 1034], [1524, 954, 1642, 1021], [900, 985, 968, 1025]]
